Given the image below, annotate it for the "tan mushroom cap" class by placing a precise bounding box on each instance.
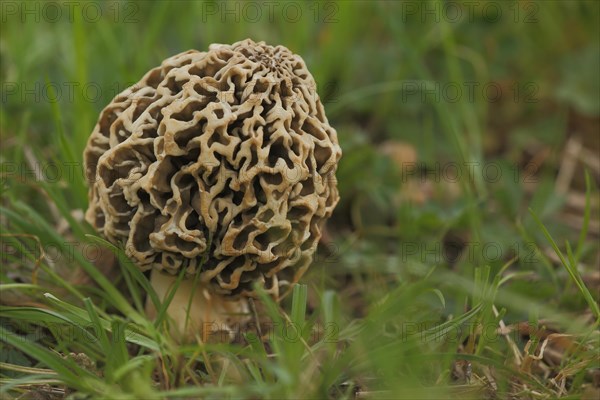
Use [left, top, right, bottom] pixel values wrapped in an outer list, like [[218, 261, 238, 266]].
[[84, 39, 341, 298]]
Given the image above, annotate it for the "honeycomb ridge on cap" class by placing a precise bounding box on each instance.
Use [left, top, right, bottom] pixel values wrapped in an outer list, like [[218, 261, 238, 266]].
[[84, 39, 341, 298]]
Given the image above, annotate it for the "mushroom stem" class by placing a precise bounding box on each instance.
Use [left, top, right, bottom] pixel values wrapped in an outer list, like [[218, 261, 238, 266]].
[[146, 270, 249, 343]]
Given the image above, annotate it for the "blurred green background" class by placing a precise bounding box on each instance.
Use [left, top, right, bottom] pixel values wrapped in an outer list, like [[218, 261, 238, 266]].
[[1, 1, 599, 399], [2, 1, 598, 211]]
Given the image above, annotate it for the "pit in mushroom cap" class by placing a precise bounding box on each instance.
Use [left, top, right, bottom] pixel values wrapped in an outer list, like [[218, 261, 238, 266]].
[[84, 39, 341, 300]]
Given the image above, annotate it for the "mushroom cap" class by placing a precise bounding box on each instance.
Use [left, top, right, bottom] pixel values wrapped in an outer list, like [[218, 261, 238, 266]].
[[84, 39, 341, 298]]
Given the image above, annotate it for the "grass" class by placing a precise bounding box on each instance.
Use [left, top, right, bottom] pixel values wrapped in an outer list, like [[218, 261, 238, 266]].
[[1, 1, 599, 399]]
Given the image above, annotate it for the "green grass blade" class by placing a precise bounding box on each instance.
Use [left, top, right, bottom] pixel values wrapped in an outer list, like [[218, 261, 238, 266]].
[[574, 170, 592, 262], [529, 208, 600, 320]]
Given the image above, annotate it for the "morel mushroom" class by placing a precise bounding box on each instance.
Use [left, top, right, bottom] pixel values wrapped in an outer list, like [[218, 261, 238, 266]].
[[84, 39, 341, 341]]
